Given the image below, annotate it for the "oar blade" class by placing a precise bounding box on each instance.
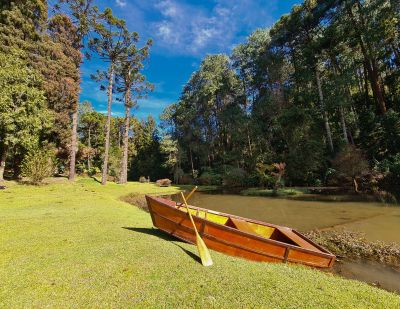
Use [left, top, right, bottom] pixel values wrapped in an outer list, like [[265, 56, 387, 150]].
[[196, 234, 213, 267]]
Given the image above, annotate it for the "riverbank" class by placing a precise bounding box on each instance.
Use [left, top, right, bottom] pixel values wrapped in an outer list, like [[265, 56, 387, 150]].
[[241, 187, 308, 197], [1, 178, 399, 307], [306, 230, 400, 268]]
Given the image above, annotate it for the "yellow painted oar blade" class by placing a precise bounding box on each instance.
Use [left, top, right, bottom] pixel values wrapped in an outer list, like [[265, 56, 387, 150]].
[[196, 233, 213, 267], [180, 191, 212, 267]]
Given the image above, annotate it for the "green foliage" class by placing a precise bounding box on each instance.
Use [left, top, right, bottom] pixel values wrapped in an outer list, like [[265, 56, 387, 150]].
[[88, 166, 100, 176], [222, 167, 247, 187], [377, 153, 400, 200], [0, 50, 51, 152], [108, 146, 123, 181], [21, 147, 56, 184], [255, 163, 275, 188], [163, 0, 400, 190], [198, 168, 222, 186], [128, 116, 169, 181], [332, 145, 369, 179]]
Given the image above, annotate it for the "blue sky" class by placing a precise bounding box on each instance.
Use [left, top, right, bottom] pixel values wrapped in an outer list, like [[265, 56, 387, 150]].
[[79, 0, 302, 120]]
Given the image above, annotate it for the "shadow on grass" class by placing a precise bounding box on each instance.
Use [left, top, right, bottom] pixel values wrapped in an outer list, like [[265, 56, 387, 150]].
[[91, 176, 101, 184], [122, 227, 201, 264]]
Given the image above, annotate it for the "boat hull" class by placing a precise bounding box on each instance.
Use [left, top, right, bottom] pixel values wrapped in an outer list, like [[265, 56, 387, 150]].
[[145, 196, 335, 268]]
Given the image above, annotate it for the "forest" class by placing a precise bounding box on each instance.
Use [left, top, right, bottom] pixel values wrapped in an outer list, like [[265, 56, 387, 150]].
[[1, 0, 399, 198], [0, 0, 170, 185], [162, 0, 400, 197]]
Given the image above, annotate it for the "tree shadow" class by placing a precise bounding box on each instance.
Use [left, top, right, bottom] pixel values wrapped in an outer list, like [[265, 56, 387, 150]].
[[91, 176, 101, 184], [122, 227, 201, 264]]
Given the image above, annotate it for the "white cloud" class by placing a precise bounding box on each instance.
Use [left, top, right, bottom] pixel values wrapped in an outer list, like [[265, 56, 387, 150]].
[[115, 0, 127, 8], [99, 110, 125, 117], [156, 0, 179, 17], [151, 0, 277, 56]]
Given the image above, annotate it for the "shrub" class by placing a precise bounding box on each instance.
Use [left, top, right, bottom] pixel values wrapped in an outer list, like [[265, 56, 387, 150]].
[[76, 162, 87, 175], [88, 167, 100, 176], [223, 167, 247, 187], [108, 147, 122, 182], [179, 173, 194, 185], [332, 145, 369, 192], [21, 148, 56, 184], [243, 173, 260, 187], [198, 168, 222, 185], [139, 176, 148, 183], [255, 163, 275, 188], [156, 178, 172, 186], [377, 154, 400, 200]]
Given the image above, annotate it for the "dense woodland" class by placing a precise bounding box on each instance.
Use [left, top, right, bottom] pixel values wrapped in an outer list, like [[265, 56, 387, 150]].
[[0, 0, 167, 185], [0, 0, 399, 198], [162, 0, 400, 197]]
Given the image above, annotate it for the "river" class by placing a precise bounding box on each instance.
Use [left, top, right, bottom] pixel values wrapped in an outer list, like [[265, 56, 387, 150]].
[[169, 191, 400, 293]]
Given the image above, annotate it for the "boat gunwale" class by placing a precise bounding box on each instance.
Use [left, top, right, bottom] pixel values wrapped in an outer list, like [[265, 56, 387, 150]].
[[146, 195, 335, 260]]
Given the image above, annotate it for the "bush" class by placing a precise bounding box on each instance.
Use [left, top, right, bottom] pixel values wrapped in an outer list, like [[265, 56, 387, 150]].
[[332, 145, 369, 192], [377, 154, 400, 200], [139, 176, 148, 183], [223, 167, 247, 187], [108, 147, 122, 182], [88, 167, 100, 176], [179, 173, 194, 185], [243, 173, 260, 187], [156, 178, 172, 186], [198, 168, 222, 185], [21, 148, 56, 184], [76, 162, 87, 175], [255, 163, 275, 188]]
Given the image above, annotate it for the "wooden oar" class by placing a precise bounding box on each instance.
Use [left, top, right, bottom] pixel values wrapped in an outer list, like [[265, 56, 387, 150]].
[[180, 192, 213, 267], [185, 186, 198, 201], [176, 186, 198, 207]]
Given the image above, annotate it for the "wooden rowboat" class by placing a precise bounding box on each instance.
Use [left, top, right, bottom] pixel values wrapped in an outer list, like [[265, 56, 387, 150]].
[[145, 195, 336, 268]]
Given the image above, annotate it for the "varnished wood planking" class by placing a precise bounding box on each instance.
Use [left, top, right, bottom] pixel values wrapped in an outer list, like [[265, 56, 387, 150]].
[[145, 196, 335, 268]]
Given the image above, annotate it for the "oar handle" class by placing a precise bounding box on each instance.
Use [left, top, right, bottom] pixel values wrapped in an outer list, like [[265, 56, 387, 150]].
[[185, 186, 198, 201], [180, 192, 199, 235], [177, 186, 197, 206]]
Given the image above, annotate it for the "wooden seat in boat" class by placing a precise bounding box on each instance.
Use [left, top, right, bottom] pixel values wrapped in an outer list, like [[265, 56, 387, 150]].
[[226, 217, 256, 234], [277, 227, 320, 251]]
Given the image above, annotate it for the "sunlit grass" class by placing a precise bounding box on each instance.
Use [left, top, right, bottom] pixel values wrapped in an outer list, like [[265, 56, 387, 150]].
[[1, 178, 399, 307]]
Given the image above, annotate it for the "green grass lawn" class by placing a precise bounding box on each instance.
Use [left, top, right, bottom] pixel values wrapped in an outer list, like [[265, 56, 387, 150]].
[[1, 178, 399, 308]]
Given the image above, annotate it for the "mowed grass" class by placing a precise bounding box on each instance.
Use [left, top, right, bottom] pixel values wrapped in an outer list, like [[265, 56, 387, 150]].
[[1, 178, 399, 308]]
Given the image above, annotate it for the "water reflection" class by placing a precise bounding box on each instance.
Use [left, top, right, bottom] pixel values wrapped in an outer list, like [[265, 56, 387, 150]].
[[171, 192, 400, 243]]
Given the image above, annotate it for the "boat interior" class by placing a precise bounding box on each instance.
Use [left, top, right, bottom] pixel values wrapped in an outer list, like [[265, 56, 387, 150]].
[[176, 203, 321, 251]]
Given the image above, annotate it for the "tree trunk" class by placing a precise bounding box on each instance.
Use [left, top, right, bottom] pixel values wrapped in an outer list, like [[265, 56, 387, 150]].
[[69, 108, 78, 181], [246, 125, 253, 157], [101, 64, 115, 186], [363, 62, 370, 103], [328, 55, 349, 145], [316, 69, 334, 152], [87, 126, 91, 170], [0, 145, 7, 182], [347, 3, 386, 114], [339, 106, 349, 144], [119, 92, 131, 184], [189, 147, 195, 177], [353, 177, 359, 193]]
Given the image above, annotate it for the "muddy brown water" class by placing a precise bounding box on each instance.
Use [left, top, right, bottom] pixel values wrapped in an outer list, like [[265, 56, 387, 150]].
[[169, 192, 400, 293]]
